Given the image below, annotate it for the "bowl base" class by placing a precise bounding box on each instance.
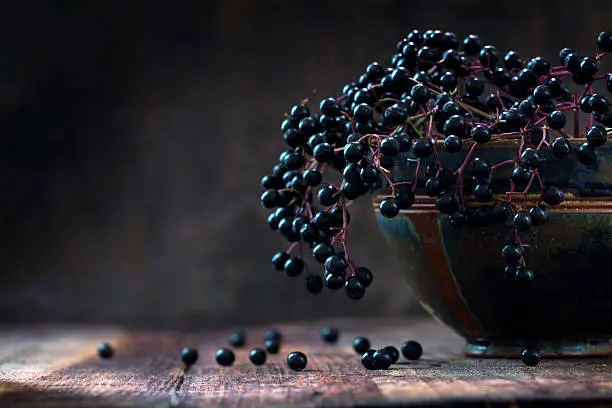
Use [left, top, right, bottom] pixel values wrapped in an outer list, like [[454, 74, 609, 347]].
[[464, 339, 612, 358]]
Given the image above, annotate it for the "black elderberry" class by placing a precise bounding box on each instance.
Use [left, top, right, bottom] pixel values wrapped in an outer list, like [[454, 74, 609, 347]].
[[511, 166, 532, 187], [448, 211, 467, 228], [313, 211, 332, 231], [380, 197, 400, 218], [551, 137, 571, 159], [264, 339, 280, 354], [502, 243, 523, 265], [318, 185, 338, 207], [279, 218, 299, 242], [353, 88, 372, 105], [465, 76, 485, 97], [98, 342, 114, 359], [442, 101, 463, 117], [380, 137, 400, 157], [508, 76, 529, 98], [504, 50, 523, 70], [325, 273, 345, 290], [344, 142, 363, 163], [439, 72, 458, 92], [528, 56, 551, 76], [401, 340, 423, 360], [517, 68, 537, 88], [489, 66, 511, 87], [284, 257, 304, 278], [313, 243, 334, 263], [353, 337, 371, 355], [303, 169, 322, 187], [394, 187, 416, 209], [542, 185, 564, 206], [425, 177, 443, 197], [462, 34, 482, 55], [229, 330, 246, 347], [559, 47, 575, 64], [394, 132, 413, 153], [410, 84, 431, 105], [520, 147, 543, 170], [471, 125, 491, 144], [372, 349, 393, 370], [324, 254, 347, 275], [595, 110, 612, 127], [272, 250, 292, 270], [305, 273, 324, 294], [267, 213, 280, 231], [587, 125, 607, 147], [291, 104, 310, 120], [265, 329, 282, 342], [444, 135, 462, 152], [515, 266, 535, 283], [412, 138, 434, 158], [471, 157, 491, 178], [249, 348, 267, 366], [436, 193, 458, 214], [320, 97, 341, 116], [330, 206, 350, 226], [353, 103, 373, 123], [491, 202, 510, 222], [443, 115, 466, 136], [216, 348, 235, 366], [320, 327, 339, 344], [345, 276, 366, 300], [580, 56, 598, 78], [342, 163, 361, 184], [513, 212, 532, 231], [564, 53, 581, 74], [519, 99, 537, 118], [532, 85, 551, 105], [384, 104, 408, 126], [474, 183, 493, 202], [287, 351, 308, 371], [589, 94, 609, 115], [261, 189, 280, 209], [479, 45, 499, 67], [597, 31, 612, 52], [361, 349, 377, 370], [360, 165, 379, 185], [355, 266, 373, 288], [529, 204, 550, 226], [577, 143, 597, 164], [298, 116, 318, 136], [521, 348, 540, 367], [313, 142, 334, 163]]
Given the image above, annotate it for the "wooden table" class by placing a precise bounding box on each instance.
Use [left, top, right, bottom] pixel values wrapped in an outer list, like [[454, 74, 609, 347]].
[[1, 316, 612, 407]]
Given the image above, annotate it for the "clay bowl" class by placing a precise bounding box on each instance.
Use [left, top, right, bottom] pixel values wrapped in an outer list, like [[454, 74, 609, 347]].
[[373, 139, 612, 357]]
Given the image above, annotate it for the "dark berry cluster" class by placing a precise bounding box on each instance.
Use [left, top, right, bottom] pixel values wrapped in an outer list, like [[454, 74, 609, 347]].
[[355, 337, 422, 370], [261, 29, 612, 287]]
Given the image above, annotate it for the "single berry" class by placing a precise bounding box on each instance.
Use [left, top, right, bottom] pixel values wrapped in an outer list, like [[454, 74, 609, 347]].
[[380, 197, 400, 218], [511, 166, 532, 187], [313, 243, 334, 263], [98, 342, 114, 359], [515, 266, 535, 283], [353, 103, 373, 123], [320, 327, 339, 344], [215, 348, 235, 366], [287, 351, 308, 371], [265, 329, 282, 342], [551, 137, 571, 159], [504, 50, 523, 70], [344, 142, 363, 163], [272, 252, 290, 271], [580, 56, 598, 78], [521, 348, 540, 367], [443, 115, 466, 136], [380, 137, 400, 157], [597, 31, 612, 52], [313, 142, 334, 163], [320, 98, 341, 116], [324, 273, 345, 290], [353, 337, 371, 355], [513, 212, 532, 231], [463, 34, 482, 55], [181, 347, 199, 366], [547, 110, 566, 130], [345, 276, 366, 300], [264, 339, 280, 354], [304, 169, 322, 186], [471, 125, 491, 144], [529, 205, 550, 226], [383, 346, 400, 364], [448, 211, 467, 228], [229, 330, 246, 347], [261, 189, 280, 209], [587, 125, 607, 147], [577, 142, 597, 164], [305, 273, 324, 294], [361, 349, 377, 370], [372, 349, 393, 370], [473, 183, 493, 202], [542, 185, 564, 206], [471, 157, 491, 178], [249, 348, 267, 366], [355, 266, 373, 288], [502, 244, 523, 265], [401, 340, 423, 360], [532, 85, 551, 105], [520, 148, 542, 169], [436, 193, 459, 214], [425, 177, 443, 197], [318, 185, 339, 206], [444, 135, 462, 152], [589, 94, 609, 114], [284, 257, 304, 277], [559, 47, 575, 64], [410, 84, 431, 104], [324, 254, 347, 275], [412, 138, 434, 158]]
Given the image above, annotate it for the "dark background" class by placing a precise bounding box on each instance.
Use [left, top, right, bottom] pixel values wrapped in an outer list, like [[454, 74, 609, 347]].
[[0, 0, 610, 329]]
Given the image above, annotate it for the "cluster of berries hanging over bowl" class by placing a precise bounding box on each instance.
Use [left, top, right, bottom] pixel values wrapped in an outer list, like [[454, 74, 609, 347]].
[[260, 28, 612, 298]]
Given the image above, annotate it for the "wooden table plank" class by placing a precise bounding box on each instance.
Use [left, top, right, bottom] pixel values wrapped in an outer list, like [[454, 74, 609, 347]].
[[0, 318, 612, 407]]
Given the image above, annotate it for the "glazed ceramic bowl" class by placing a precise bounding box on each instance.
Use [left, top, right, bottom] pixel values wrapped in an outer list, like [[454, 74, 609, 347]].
[[373, 139, 612, 357]]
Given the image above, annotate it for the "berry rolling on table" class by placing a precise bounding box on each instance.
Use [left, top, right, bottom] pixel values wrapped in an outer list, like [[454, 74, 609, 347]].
[[261, 29, 612, 360]]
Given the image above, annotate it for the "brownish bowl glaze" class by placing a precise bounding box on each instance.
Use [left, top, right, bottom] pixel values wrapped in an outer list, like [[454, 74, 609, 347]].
[[372, 139, 612, 357]]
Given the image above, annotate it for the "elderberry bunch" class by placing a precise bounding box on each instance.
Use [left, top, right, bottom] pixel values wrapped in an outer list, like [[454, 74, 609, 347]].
[[261, 29, 612, 295]]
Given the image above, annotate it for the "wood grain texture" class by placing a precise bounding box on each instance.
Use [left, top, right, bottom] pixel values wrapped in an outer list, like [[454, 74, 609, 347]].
[[1, 317, 612, 407]]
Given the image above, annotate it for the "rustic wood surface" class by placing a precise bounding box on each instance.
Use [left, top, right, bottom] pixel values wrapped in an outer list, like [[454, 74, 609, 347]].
[[1, 317, 612, 407]]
